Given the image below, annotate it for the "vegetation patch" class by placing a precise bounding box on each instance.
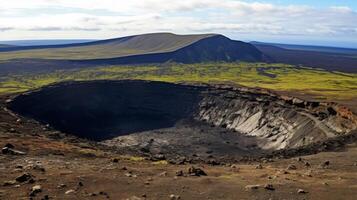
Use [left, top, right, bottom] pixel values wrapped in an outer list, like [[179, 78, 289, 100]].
[[1, 62, 356, 100], [152, 160, 169, 165], [124, 156, 146, 162]]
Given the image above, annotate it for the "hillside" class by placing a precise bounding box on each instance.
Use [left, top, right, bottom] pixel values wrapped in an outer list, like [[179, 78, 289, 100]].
[[0, 44, 15, 48], [0, 33, 266, 63], [0, 33, 216, 60], [77, 35, 267, 65], [254, 44, 357, 73], [0, 39, 94, 46], [251, 41, 357, 55]]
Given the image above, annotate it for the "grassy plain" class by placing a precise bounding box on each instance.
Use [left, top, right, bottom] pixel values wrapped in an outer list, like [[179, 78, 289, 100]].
[[0, 62, 356, 101]]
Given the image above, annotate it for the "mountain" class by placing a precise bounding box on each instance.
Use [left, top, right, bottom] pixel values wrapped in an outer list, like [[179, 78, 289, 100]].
[[253, 43, 357, 73], [0, 39, 94, 46], [0, 33, 267, 63], [0, 44, 15, 48], [251, 41, 357, 55]]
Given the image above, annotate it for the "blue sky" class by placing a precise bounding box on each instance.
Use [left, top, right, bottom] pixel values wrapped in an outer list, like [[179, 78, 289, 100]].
[[244, 0, 357, 9], [0, 0, 357, 48]]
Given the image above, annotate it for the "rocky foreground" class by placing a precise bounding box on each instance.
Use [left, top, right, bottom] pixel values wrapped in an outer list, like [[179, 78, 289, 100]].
[[0, 93, 357, 200]]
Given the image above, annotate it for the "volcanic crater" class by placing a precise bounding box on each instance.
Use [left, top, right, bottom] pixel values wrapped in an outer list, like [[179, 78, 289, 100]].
[[8, 80, 357, 161]]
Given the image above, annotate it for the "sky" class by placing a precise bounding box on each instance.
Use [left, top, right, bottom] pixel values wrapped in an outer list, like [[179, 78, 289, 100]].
[[0, 0, 357, 48]]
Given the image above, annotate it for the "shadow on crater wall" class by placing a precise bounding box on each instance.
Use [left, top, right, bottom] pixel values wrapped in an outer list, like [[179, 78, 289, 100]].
[[9, 81, 205, 141]]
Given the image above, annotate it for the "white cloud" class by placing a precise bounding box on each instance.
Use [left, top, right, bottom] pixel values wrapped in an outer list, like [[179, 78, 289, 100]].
[[330, 6, 353, 13], [0, 0, 356, 44]]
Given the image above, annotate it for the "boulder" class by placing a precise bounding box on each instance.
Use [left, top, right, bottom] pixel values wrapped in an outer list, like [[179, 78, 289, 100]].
[[255, 164, 263, 169], [29, 185, 42, 197], [3, 180, 16, 186], [175, 170, 184, 177], [152, 154, 165, 161], [264, 184, 275, 191], [158, 171, 167, 177], [245, 185, 261, 190], [33, 164, 46, 172], [169, 194, 181, 200], [297, 189, 308, 194], [57, 184, 67, 188], [9, 128, 16, 133], [320, 161, 330, 169], [65, 189, 75, 195], [188, 166, 207, 176], [15, 173, 33, 183], [2, 147, 26, 155], [286, 164, 297, 170], [206, 159, 220, 166], [4, 143, 14, 148]]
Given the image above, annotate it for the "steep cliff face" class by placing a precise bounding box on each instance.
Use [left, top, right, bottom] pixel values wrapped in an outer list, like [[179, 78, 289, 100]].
[[196, 89, 357, 150]]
